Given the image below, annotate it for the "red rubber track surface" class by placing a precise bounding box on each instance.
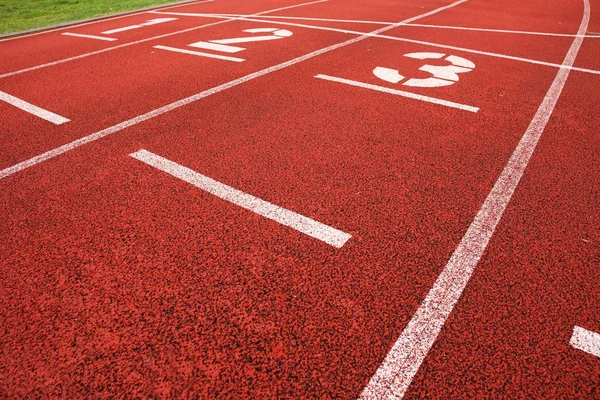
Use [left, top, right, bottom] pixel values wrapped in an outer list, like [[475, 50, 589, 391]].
[[1, 0, 599, 398]]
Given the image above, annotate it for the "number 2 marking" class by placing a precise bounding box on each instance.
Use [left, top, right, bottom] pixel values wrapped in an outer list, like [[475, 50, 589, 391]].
[[374, 52, 475, 88]]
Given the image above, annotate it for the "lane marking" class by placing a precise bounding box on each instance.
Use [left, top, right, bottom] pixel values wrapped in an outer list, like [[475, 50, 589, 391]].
[[101, 17, 178, 34], [188, 40, 246, 53], [0, 90, 70, 125], [0, 0, 214, 42], [314, 74, 479, 112], [571, 326, 600, 358], [130, 149, 351, 247], [169, 13, 600, 76], [0, 0, 328, 79], [153, 44, 245, 61], [0, 0, 470, 180], [360, 0, 591, 398], [170, 12, 600, 39], [61, 32, 117, 41]]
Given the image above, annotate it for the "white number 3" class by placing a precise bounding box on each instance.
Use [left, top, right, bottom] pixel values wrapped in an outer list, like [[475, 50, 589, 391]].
[[374, 52, 475, 88]]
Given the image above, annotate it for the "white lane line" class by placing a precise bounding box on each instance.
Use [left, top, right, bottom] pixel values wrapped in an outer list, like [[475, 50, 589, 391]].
[[153, 45, 245, 61], [101, 17, 178, 34], [0, 0, 469, 180], [0, 0, 213, 43], [130, 149, 351, 248], [571, 326, 600, 358], [61, 32, 117, 41], [188, 40, 245, 53], [314, 74, 479, 113], [360, 0, 591, 398], [0, 90, 70, 125], [0, 0, 328, 79], [166, 12, 599, 38], [168, 13, 600, 76], [102, 25, 143, 34]]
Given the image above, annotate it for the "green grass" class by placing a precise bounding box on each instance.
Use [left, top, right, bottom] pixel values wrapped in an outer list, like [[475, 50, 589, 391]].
[[0, 0, 182, 35]]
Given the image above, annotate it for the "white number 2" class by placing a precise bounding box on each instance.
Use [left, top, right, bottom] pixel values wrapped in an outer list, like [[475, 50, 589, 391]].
[[189, 28, 293, 54], [374, 52, 475, 88]]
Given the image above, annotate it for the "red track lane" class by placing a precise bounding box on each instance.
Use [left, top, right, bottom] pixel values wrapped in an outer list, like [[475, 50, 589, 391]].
[[1, 0, 598, 398], [403, 65, 600, 399]]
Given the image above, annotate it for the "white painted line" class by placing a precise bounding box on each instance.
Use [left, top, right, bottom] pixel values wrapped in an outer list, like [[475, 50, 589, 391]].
[[168, 13, 600, 76], [0, 0, 469, 180], [360, 0, 591, 398], [571, 326, 600, 358], [61, 32, 117, 41], [315, 74, 478, 113], [153, 45, 245, 61], [188, 40, 245, 53], [0, 90, 70, 125], [130, 149, 351, 247], [0, 0, 328, 79], [0, 0, 213, 42], [102, 25, 143, 34], [141, 17, 178, 26], [175, 12, 599, 39], [101, 17, 178, 34]]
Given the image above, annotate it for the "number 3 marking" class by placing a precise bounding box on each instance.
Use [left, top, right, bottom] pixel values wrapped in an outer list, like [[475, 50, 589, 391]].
[[373, 52, 475, 88]]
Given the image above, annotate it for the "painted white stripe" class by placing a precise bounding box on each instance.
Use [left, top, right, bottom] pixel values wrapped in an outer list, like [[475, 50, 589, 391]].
[[0, 90, 70, 125], [188, 41, 245, 53], [314, 74, 479, 113], [153, 45, 245, 61], [0, 0, 469, 180], [360, 0, 591, 398], [130, 149, 351, 247], [0, 0, 213, 43], [0, 0, 328, 79], [102, 25, 143, 34], [169, 12, 599, 39], [141, 17, 178, 26], [101, 17, 178, 34], [571, 326, 600, 358], [168, 13, 600, 76], [61, 32, 117, 41]]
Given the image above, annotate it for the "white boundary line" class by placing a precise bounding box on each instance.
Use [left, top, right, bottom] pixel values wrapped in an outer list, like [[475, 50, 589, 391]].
[[0, 0, 214, 42], [153, 44, 245, 61], [130, 149, 351, 247], [571, 326, 600, 358], [61, 32, 117, 41], [314, 74, 479, 112], [360, 0, 591, 398], [0, 0, 469, 180], [0, 0, 328, 79], [162, 12, 599, 39], [0, 90, 70, 125], [165, 12, 600, 76]]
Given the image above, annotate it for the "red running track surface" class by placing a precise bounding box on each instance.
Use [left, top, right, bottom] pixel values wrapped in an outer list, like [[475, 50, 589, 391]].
[[0, 0, 599, 398]]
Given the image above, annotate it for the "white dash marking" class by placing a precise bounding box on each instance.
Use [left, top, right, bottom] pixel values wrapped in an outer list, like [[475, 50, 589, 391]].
[[153, 45, 245, 61], [141, 17, 178, 26], [360, 0, 591, 398], [571, 326, 600, 358], [0, 90, 70, 125], [101, 25, 143, 34], [315, 74, 478, 113], [130, 149, 351, 247], [188, 40, 245, 53], [61, 32, 117, 41]]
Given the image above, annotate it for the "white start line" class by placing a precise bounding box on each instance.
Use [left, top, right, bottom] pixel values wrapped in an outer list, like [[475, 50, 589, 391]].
[[130, 149, 352, 248], [0, 90, 70, 125], [570, 326, 600, 358]]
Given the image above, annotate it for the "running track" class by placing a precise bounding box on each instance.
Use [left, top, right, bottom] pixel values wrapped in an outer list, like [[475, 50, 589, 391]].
[[1, 0, 599, 397]]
